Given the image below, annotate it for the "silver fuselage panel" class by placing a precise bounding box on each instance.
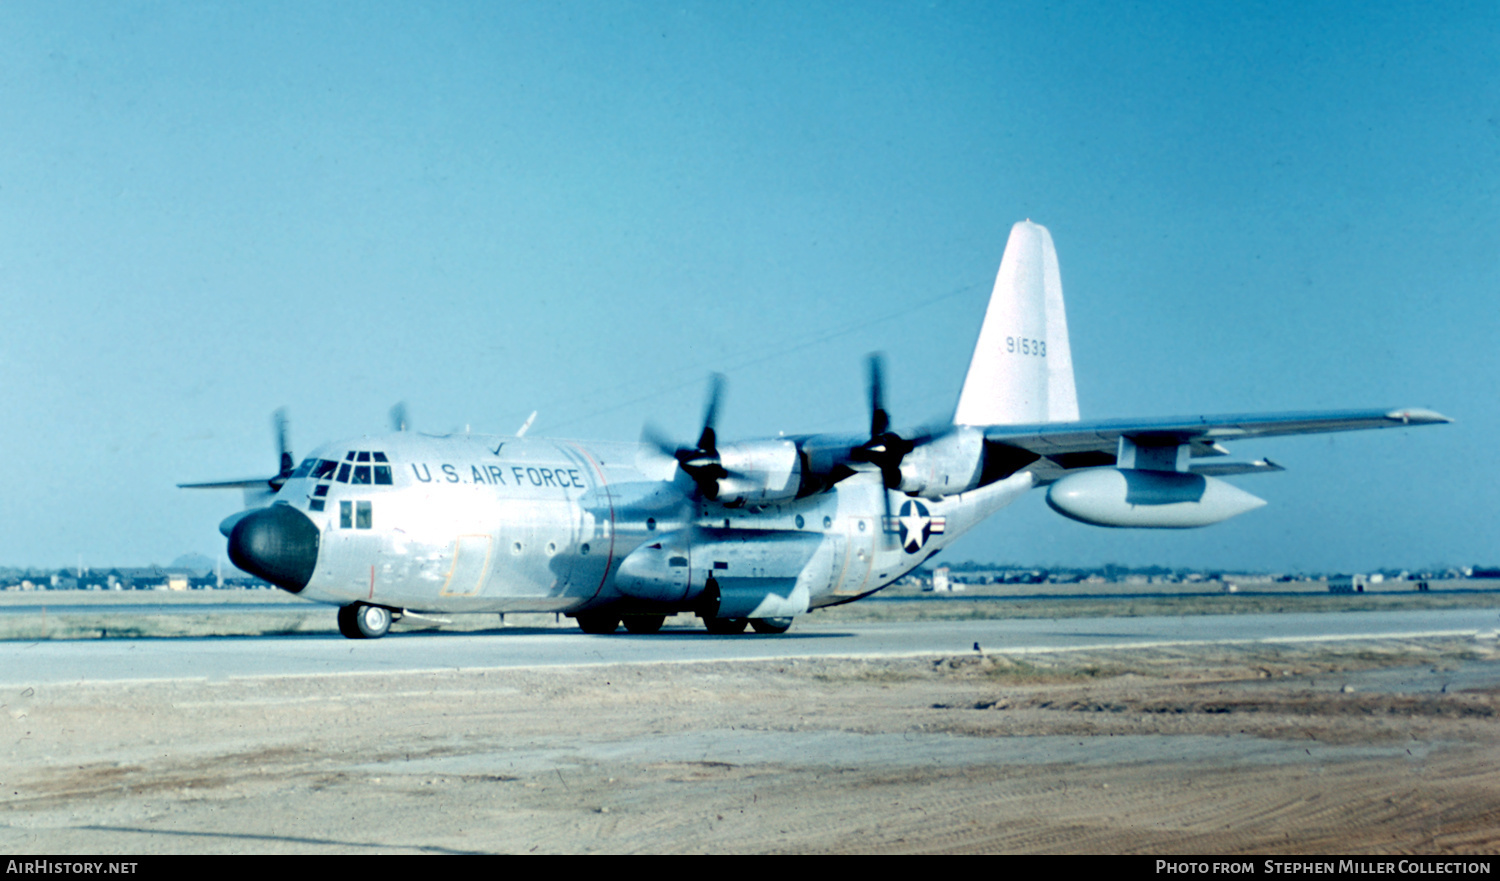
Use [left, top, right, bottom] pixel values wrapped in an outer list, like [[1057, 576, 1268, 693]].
[[274, 432, 1030, 614]]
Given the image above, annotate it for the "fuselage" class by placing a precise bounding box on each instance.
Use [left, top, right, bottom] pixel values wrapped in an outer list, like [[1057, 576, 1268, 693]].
[[234, 431, 1032, 617]]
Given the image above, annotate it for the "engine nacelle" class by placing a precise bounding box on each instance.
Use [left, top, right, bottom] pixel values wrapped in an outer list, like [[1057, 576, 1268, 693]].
[[1046, 468, 1266, 528], [896, 426, 985, 498], [714, 439, 802, 505]]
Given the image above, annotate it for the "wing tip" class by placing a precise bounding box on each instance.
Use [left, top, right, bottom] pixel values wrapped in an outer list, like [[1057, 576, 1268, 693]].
[[1385, 408, 1452, 425]]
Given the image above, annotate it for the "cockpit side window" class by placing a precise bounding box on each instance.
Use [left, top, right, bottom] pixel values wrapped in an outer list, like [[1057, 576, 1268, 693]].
[[291, 458, 315, 479], [311, 460, 339, 480], [338, 500, 373, 529]]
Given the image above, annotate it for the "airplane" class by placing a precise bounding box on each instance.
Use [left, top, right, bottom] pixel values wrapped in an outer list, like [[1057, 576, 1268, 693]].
[[182, 221, 1450, 639]]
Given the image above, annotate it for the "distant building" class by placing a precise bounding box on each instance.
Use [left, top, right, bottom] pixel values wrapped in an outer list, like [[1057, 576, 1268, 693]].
[[931, 567, 951, 593], [1328, 574, 1369, 594]]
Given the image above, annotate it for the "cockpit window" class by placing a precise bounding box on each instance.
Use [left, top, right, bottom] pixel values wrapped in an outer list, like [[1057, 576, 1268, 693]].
[[291, 458, 315, 479], [312, 452, 391, 487]]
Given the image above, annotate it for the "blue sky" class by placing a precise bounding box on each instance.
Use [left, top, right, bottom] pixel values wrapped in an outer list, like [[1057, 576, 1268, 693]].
[[0, 1, 1493, 572]]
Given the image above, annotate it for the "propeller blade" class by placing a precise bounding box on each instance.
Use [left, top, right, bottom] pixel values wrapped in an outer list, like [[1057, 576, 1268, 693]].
[[640, 423, 679, 459], [868, 353, 891, 439], [697, 373, 725, 454], [271, 408, 294, 488], [390, 402, 410, 432]]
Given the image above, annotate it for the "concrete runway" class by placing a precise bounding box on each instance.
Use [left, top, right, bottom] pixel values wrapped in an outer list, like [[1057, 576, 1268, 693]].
[[1, 607, 1496, 686]]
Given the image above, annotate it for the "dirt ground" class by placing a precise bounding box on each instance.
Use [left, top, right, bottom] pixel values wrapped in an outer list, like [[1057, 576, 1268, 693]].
[[0, 636, 1496, 854]]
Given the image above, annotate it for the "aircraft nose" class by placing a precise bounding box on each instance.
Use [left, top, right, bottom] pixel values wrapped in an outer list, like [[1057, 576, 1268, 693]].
[[228, 505, 321, 593]]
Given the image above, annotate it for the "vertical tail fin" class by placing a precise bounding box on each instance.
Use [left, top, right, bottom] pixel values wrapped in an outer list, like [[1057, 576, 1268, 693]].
[[953, 220, 1078, 426]]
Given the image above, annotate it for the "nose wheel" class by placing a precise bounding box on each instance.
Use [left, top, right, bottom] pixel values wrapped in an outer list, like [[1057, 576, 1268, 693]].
[[338, 603, 394, 639]]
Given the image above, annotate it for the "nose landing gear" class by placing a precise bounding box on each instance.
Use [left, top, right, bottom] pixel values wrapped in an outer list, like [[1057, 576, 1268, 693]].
[[337, 603, 395, 639]]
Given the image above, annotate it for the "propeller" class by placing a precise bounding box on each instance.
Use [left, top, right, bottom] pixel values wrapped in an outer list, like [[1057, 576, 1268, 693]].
[[178, 407, 296, 498], [843, 355, 903, 541], [850, 354, 918, 491], [644, 374, 733, 500], [847, 354, 950, 544]]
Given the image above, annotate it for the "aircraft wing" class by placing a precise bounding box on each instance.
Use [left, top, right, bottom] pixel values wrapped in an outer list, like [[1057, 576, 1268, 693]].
[[177, 477, 279, 490], [981, 408, 1450, 478]]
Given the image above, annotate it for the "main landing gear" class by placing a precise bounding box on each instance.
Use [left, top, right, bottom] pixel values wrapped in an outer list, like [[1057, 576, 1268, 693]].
[[337, 603, 395, 639], [702, 616, 747, 634]]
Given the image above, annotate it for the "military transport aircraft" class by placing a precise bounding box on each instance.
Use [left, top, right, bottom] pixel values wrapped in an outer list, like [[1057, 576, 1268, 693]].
[[183, 221, 1449, 639]]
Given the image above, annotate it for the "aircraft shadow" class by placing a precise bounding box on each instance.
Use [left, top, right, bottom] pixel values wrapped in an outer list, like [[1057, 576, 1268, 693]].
[[74, 824, 493, 854], [384, 626, 855, 641]]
